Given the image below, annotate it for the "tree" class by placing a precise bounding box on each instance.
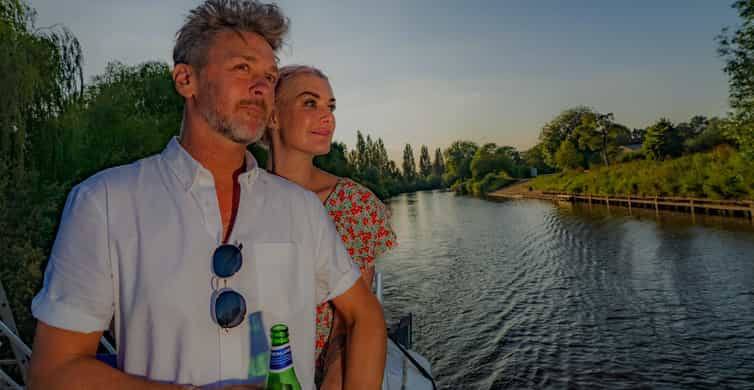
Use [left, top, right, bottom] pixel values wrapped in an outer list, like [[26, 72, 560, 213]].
[[418, 145, 432, 178], [685, 117, 730, 153], [643, 118, 682, 160], [375, 138, 390, 176], [523, 143, 550, 172], [354, 130, 367, 171], [314, 141, 355, 178], [554, 140, 583, 170], [470, 143, 515, 179], [538, 106, 594, 167], [0, 0, 88, 344], [718, 0, 754, 159], [443, 140, 478, 185], [572, 112, 626, 166], [402, 144, 416, 182], [432, 147, 445, 176]]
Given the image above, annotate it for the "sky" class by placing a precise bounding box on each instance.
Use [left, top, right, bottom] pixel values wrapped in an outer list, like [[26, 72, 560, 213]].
[[29, 0, 740, 161]]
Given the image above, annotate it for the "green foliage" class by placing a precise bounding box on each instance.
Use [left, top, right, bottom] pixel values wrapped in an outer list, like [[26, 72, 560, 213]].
[[718, 0, 754, 159], [401, 144, 416, 182], [314, 142, 354, 178], [538, 106, 594, 167], [554, 140, 583, 170], [643, 118, 682, 160], [432, 148, 445, 177], [441, 141, 529, 196], [0, 0, 85, 347], [522, 143, 554, 173], [684, 117, 730, 153], [314, 136, 444, 199], [443, 140, 478, 185], [531, 147, 754, 200], [470, 171, 515, 197], [418, 145, 432, 178], [724, 118, 754, 160], [470, 143, 514, 179], [41, 61, 181, 183], [616, 149, 645, 163]]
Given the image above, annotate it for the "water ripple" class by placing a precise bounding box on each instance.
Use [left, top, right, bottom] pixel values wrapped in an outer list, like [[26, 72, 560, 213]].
[[381, 192, 754, 389]]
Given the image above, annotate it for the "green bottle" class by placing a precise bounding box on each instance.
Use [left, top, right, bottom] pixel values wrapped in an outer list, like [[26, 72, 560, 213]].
[[266, 324, 302, 390]]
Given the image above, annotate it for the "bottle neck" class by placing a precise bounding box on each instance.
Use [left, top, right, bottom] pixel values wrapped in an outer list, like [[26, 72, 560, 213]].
[[269, 342, 294, 373]]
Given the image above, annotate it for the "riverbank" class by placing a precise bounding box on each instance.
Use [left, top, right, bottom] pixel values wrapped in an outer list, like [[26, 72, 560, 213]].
[[525, 147, 754, 200], [488, 178, 754, 223]]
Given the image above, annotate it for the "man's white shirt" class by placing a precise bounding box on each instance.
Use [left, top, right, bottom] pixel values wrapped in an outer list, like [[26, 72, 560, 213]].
[[32, 137, 360, 389]]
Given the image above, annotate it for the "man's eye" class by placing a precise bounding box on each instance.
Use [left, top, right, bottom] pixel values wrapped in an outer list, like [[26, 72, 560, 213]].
[[304, 100, 316, 107]]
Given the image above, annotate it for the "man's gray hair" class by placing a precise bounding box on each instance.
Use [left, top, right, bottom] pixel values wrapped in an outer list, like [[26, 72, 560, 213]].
[[173, 0, 289, 69]]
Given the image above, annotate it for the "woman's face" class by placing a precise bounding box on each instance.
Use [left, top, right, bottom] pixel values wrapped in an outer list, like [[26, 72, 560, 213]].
[[272, 73, 336, 157]]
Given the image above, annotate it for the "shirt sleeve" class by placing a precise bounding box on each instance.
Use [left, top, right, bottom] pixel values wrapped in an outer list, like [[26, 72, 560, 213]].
[[31, 181, 114, 333], [313, 199, 361, 305]]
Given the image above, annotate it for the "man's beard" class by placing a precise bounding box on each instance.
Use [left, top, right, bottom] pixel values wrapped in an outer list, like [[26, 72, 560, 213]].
[[198, 80, 268, 145]]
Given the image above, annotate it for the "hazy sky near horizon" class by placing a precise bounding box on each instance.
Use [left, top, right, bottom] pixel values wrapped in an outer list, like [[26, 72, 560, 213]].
[[30, 1, 739, 160]]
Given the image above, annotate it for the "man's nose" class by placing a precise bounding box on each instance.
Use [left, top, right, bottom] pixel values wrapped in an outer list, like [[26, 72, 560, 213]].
[[250, 77, 272, 96]]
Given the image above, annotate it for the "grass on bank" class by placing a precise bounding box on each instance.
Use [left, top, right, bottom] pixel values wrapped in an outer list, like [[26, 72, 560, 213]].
[[529, 146, 754, 200]]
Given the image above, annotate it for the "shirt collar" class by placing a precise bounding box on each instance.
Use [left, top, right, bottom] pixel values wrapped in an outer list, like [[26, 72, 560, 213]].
[[161, 136, 260, 192]]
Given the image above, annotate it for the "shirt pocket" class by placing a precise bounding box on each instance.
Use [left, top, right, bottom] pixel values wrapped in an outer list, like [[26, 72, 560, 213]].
[[249, 243, 306, 321]]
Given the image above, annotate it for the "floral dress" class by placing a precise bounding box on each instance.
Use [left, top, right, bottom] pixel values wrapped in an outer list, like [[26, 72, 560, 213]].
[[315, 177, 397, 364]]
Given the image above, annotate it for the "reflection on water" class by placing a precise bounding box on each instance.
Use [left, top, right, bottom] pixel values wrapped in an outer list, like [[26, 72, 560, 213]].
[[380, 191, 754, 389]]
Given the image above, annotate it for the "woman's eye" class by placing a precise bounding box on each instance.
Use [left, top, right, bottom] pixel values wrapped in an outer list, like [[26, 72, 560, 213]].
[[329, 105, 336, 112], [266, 74, 277, 83], [235, 64, 249, 71]]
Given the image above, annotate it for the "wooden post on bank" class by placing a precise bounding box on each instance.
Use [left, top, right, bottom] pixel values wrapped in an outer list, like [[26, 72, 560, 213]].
[[627, 195, 632, 215], [605, 195, 610, 211], [690, 199, 696, 224], [654, 196, 660, 217]]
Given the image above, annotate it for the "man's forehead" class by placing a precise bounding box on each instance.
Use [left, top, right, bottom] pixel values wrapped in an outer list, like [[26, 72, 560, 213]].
[[212, 30, 275, 61]]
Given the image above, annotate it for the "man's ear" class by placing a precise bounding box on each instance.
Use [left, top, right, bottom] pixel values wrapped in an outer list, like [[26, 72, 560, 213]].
[[173, 64, 197, 98]]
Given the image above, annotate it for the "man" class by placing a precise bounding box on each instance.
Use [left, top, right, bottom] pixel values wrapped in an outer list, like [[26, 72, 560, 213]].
[[27, 1, 387, 389]]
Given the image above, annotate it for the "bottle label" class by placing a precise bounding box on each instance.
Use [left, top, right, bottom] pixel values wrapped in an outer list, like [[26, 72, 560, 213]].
[[269, 343, 293, 373]]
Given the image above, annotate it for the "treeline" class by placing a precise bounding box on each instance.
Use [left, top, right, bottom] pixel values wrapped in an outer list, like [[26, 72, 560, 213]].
[[438, 141, 537, 196], [533, 108, 735, 171], [312, 132, 446, 199], [316, 136, 537, 199]]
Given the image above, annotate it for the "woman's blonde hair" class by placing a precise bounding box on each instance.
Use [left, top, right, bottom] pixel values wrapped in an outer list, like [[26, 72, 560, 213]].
[[261, 64, 330, 169]]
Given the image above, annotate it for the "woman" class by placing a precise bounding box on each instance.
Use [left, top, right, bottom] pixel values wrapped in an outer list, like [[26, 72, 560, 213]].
[[265, 65, 396, 389]]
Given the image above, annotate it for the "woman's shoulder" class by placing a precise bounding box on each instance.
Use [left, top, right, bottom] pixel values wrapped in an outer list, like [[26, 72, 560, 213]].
[[332, 178, 385, 207]]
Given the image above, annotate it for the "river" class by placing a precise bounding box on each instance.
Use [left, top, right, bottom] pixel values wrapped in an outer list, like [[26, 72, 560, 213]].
[[380, 190, 754, 389]]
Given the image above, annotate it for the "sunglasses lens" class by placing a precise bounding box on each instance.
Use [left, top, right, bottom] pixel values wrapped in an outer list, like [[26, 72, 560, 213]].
[[215, 290, 246, 328], [213, 244, 242, 278]]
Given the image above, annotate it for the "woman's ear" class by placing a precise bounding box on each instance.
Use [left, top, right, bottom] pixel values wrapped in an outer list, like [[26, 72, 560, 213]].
[[268, 108, 279, 131], [173, 64, 197, 98]]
